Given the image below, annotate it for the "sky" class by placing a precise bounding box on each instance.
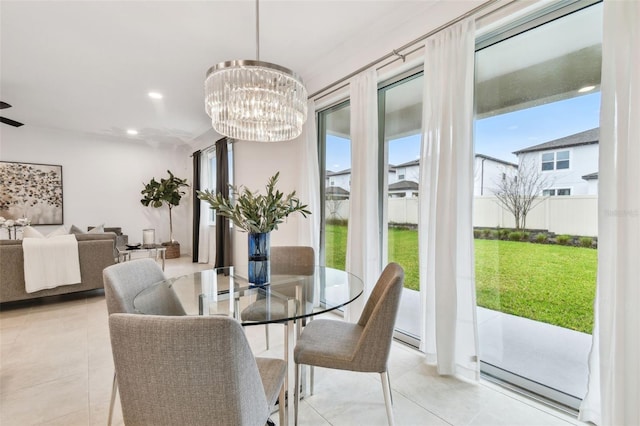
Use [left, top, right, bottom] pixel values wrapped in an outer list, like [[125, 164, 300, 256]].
[[325, 92, 601, 171]]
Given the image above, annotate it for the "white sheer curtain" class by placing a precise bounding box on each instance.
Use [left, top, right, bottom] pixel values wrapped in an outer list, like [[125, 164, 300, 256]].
[[417, 18, 479, 380], [346, 69, 380, 320], [198, 146, 215, 263], [297, 99, 320, 264], [579, 1, 640, 424]]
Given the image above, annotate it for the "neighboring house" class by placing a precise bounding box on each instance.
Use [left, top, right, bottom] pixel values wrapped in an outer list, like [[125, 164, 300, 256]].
[[325, 186, 350, 200], [388, 180, 419, 198], [392, 159, 420, 184], [513, 128, 599, 196], [581, 172, 598, 195], [326, 169, 352, 192], [474, 154, 518, 196]]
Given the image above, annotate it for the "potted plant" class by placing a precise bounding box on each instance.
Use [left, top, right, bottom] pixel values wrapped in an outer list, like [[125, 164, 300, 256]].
[[197, 172, 310, 285], [140, 170, 189, 258]]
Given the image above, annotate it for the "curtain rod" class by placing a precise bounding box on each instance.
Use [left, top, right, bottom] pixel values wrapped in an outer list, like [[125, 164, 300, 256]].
[[309, 0, 505, 101]]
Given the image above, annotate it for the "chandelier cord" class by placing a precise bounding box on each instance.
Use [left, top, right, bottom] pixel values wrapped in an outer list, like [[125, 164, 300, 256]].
[[255, 0, 260, 61]]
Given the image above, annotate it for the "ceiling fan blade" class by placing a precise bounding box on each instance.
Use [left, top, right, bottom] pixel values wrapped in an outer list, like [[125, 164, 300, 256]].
[[0, 117, 24, 127], [0, 101, 12, 110]]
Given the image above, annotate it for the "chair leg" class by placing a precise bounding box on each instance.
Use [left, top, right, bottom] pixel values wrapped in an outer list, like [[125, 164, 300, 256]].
[[381, 371, 394, 426], [265, 324, 270, 350], [294, 362, 301, 426], [310, 365, 314, 395], [108, 372, 118, 426], [278, 378, 286, 426]]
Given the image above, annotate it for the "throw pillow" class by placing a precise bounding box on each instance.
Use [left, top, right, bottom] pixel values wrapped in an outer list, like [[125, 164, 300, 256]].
[[88, 224, 105, 234], [47, 225, 69, 238], [22, 226, 45, 238], [69, 224, 84, 235]]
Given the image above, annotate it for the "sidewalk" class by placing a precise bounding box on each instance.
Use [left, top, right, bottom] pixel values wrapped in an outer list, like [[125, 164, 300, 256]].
[[395, 290, 591, 400]]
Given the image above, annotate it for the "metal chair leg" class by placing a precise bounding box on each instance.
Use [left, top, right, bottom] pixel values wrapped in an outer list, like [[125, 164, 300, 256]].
[[381, 371, 394, 426], [294, 362, 302, 426], [310, 365, 314, 395], [278, 377, 286, 426], [108, 372, 118, 426], [265, 324, 270, 350]]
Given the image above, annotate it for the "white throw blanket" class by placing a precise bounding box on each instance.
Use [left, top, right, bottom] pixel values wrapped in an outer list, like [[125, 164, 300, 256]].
[[23, 235, 82, 293]]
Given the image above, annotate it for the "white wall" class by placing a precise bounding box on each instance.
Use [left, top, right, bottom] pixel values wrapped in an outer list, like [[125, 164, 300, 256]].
[[327, 196, 598, 236], [229, 137, 309, 264], [0, 124, 192, 249]]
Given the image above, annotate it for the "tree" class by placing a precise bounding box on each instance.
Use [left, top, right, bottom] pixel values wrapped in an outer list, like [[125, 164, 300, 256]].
[[492, 160, 550, 230], [140, 170, 189, 243]]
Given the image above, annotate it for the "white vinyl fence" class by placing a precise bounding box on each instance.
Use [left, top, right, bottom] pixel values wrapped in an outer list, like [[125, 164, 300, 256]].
[[325, 195, 598, 236]]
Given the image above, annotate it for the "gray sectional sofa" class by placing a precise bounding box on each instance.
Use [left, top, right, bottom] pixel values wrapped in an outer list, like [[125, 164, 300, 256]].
[[0, 233, 116, 303]]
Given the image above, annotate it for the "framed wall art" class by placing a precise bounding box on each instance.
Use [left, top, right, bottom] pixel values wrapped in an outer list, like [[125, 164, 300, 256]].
[[0, 161, 63, 225]]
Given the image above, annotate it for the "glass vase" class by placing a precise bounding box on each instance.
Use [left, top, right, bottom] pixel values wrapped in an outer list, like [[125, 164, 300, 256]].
[[248, 232, 270, 286]]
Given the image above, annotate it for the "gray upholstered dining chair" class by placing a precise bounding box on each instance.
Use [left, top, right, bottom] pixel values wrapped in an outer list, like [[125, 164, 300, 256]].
[[103, 258, 185, 426], [241, 246, 315, 350], [109, 313, 286, 426], [293, 262, 404, 426]]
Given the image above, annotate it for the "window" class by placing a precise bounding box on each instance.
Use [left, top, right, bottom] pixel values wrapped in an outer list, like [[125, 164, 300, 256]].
[[319, 101, 351, 271], [379, 71, 423, 346], [544, 188, 571, 196], [474, 0, 600, 409], [542, 150, 570, 171]]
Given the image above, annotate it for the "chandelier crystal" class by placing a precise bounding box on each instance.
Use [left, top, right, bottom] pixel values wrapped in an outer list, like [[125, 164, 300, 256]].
[[205, 59, 307, 142]]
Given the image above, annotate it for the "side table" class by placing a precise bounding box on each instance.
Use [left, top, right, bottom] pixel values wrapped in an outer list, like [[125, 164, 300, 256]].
[[117, 245, 167, 271]]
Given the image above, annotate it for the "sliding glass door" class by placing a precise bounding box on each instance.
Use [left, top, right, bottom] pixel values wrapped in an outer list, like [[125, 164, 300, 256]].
[[474, 1, 601, 409], [378, 71, 423, 345]]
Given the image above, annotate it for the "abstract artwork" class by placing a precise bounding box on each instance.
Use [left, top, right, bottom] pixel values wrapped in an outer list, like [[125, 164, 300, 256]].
[[0, 161, 63, 225]]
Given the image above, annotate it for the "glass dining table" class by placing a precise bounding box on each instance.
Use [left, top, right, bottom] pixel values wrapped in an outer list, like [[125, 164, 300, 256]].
[[133, 264, 364, 425]]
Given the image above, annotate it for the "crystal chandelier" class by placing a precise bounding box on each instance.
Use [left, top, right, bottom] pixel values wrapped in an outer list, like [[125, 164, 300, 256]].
[[204, 0, 307, 142]]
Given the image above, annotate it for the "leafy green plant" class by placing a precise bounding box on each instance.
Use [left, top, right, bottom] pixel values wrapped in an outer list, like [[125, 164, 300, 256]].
[[482, 228, 492, 238], [490, 230, 500, 239], [140, 170, 189, 243], [197, 172, 310, 233], [474, 229, 482, 239], [499, 229, 511, 240], [508, 231, 524, 241], [535, 233, 549, 243], [579, 236, 594, 248], [556, 234, 571, 245]]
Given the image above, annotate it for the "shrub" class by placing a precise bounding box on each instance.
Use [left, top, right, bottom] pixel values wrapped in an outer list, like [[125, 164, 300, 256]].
[[556, 234, 571, 245], [535, 233, 549, 243], [499, 229, 510, 240], [474, 229, 482, 239], [482, 228, 492, 238], [523, 232, 531, 241], [508, 231, 524, 241], [490, 230, 500, 239], [326, 218, 348, 226], [579, 236, 594, 248]]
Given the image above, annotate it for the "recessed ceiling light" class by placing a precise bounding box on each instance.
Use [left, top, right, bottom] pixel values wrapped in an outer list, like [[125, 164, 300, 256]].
[[127, 129, 139, 135], [148, 92, 163, 99], [578, 85, 596, 93]]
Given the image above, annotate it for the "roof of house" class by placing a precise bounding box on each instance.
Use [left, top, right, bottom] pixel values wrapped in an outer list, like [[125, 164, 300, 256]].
[[475, 153, 518, 167], [582, 172, 598, 181], [393, 159, 420, 168], [326, 168, 351, 177], [325, 186, 350, 196], [513, 128, 599, 154], [388, 180, 419, 191]]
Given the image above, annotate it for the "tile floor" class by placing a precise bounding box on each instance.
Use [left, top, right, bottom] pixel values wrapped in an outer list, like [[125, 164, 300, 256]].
[[0, 257, 586, 426]]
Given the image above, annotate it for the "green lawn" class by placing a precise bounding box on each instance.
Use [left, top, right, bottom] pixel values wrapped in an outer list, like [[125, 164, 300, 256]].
[[325, 224, 597, 334]]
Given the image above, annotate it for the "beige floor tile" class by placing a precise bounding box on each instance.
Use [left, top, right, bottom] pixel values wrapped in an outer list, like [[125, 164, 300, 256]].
[[0, 373, 88, 426], [0, 257, 584, 426]]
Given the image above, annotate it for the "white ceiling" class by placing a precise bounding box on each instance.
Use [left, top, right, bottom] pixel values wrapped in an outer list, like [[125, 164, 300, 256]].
[[1, 0, 462, 147]]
